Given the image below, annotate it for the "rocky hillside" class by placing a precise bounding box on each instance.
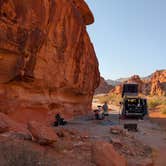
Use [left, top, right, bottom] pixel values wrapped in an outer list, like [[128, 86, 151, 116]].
[[150, 70, 166, 96], [0, 0, 100, 124], [95, 77, 113, 95], [109, 70, 166, 96], [110, 75, 145, 95]]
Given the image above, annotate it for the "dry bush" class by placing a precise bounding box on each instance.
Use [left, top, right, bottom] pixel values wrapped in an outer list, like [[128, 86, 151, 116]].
[[97, 95, 110, 104], [94, 93, 120, 106], [148, 96, 166, 109]]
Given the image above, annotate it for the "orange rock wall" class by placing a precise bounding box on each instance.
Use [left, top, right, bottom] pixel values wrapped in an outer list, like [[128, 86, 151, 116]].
[[150, 70, 166, 96], [0, 0, 100, 124]]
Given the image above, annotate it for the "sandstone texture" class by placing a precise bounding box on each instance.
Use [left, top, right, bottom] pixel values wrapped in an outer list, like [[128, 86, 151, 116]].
[[0, 113, 9, 133], [0, 0, 100, 123], [0, 112, 32, 139], [28, 121, 58, 145], [150, 70, 166, 96], [95, 76, 113, 95]]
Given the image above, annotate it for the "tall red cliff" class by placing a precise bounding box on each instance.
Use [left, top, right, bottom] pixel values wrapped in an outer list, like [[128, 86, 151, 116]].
[[0, 0, 100, 124]]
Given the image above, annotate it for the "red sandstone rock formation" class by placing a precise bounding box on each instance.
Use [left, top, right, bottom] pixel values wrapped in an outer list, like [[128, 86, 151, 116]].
[[28, 121, 58, 145], [110, 71, 166, 96], [95, 77, 114, 95], [0, 0, 100, 123], [150, 70, 166, 96], [110, 75, 145, 95], [0, 112, 32, 139], [110, 84, 123, 96]]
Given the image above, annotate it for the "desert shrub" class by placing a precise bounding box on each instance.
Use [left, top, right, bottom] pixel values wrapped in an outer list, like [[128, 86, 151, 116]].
[[0, 140, 57, 166], [108, 93, 121, 105], [97, 95, 110, 104], [148, 99, 161, 109], [148, 96, 166, 109], [94, 93, 121, 106], [148, 98, 162, 109]]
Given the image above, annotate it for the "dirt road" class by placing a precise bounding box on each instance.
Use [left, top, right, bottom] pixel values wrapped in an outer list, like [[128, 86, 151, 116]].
[[64, 104, 166, 165]]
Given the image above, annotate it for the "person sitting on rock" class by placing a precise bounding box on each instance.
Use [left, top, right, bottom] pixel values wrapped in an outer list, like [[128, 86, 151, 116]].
[[54, 113, 67, 126]]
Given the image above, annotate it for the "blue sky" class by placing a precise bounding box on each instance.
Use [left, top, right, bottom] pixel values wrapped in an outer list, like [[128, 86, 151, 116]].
[[86, 0, 166, 80]]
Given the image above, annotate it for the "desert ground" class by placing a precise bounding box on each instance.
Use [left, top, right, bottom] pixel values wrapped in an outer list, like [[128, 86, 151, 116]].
[[60, 102, 166, 166]]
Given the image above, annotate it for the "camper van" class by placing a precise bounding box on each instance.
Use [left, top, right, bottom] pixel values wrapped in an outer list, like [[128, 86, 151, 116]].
[[121, 84, 148, 119]]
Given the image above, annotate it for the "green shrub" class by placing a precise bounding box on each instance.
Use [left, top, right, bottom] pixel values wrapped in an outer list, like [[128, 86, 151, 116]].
[[148, 96, 166, 109]]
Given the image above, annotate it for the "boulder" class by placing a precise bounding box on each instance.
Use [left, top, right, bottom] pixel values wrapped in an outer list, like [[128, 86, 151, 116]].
[[28, 121, 58, 145], [0, 112, 32, 139], [92, 141, 127, 166]]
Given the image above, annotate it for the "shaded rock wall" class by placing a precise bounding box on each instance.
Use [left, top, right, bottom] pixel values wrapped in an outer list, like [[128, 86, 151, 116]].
[[95, 77, 113, 95], [0, 0, 100, 124]]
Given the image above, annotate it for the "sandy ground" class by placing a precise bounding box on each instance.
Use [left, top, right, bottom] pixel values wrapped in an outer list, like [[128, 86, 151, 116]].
[[63, 103, 166, 166]]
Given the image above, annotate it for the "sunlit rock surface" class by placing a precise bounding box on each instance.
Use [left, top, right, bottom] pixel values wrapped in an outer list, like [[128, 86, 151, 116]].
[[0, 0, 100, 124]]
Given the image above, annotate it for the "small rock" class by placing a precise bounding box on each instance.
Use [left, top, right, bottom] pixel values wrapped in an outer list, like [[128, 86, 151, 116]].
[[110, 137, 122, 147], [110, 125, 123, 134]]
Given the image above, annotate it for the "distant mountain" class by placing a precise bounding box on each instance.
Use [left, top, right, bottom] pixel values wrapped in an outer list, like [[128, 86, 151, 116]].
[[106, 74, 153, 86], [108, 69, 166, 96], [95, 77, 114, 95], [106, 77, 129, 86], [141, 75, 152, 82], [116, 77, 129, 83], [106, 79, 121, 86]]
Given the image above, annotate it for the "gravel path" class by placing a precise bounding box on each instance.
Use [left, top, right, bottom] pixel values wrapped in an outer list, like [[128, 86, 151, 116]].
[[64, 105, 166, 166]]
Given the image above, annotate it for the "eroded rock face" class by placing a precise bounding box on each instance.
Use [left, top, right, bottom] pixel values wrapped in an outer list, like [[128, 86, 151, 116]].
[[109, 71, 166, 96], [0, 0, 100, 123], [0, 112, 32, 139], [95, 77, 113, 95], [150, 70, 166, 96]]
